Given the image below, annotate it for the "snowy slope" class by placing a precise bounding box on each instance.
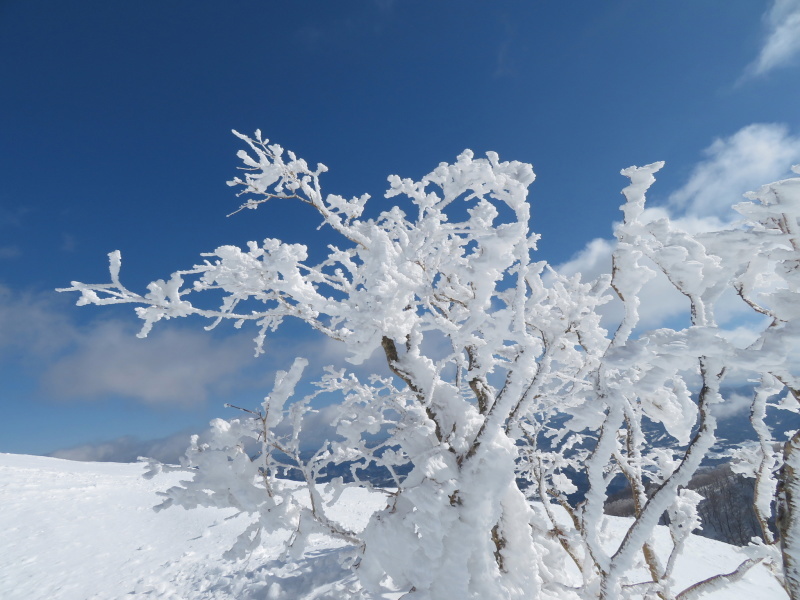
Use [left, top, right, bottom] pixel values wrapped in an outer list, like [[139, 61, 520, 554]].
[[0, 453, 788, 599]]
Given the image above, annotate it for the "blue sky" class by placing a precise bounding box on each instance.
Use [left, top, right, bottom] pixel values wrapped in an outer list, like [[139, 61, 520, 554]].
[[2, 1, 800, 461]]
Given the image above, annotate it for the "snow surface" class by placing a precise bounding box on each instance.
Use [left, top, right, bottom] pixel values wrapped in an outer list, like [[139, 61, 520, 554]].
[[0, 453, 789, 599]]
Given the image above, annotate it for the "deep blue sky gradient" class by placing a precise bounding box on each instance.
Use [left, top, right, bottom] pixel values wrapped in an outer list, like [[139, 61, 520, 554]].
[[1, 1, 798, 458]]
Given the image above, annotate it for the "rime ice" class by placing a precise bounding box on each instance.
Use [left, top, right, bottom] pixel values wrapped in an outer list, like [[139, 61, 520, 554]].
[[60, 134, 800, 599]]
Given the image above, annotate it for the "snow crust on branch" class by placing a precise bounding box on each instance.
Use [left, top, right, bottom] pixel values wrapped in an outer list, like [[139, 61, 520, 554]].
[[61, 133, 800, 600]]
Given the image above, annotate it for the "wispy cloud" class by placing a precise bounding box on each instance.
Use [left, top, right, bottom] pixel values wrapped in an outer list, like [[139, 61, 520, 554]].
[[0, 281, 393, 412], [745, 0, 800, 78], [41, 320, 258, 407], [0, 285, 269, 407], [668, 123, 800, 218]]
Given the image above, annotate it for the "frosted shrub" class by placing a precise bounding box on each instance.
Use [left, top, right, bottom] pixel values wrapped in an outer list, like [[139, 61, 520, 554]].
[[61, 132, 800, 599]]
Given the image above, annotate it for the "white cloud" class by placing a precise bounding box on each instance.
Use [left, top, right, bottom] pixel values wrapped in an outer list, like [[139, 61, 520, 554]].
[[0, 284, 270, 407], [712, 392, 753, 420], [42, 320, 257, 407], [555, 238, 614, 282], [0, 286, 76, 359], [718, 322, 768, 349], [746, 0, 800, 77], [50, 431, 193, 464], [0, 279, 394, 414], [668, 123, 800, 219], [295, 404, 346, 451]]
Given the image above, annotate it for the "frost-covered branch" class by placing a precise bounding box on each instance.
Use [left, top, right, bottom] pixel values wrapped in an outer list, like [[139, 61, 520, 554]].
[[64, 133, 800, 599]]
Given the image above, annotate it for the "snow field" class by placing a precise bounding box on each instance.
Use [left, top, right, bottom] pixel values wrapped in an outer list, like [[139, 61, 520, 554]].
[[0, 453, 788, 599]]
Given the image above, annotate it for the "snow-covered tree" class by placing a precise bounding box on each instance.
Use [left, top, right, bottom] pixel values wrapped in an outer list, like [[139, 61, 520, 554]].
[[61, 131, 800, 599]]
